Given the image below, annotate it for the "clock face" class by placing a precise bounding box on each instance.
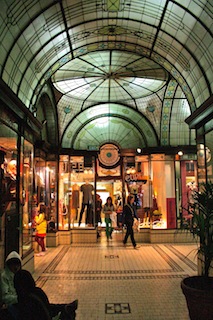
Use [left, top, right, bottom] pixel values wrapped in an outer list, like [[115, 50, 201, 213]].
[[99, 144, 120, 167]]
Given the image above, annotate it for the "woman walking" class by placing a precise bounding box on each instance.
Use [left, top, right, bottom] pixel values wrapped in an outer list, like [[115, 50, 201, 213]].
[[103, 196, 115, 241], [123, 195, 139, 249]]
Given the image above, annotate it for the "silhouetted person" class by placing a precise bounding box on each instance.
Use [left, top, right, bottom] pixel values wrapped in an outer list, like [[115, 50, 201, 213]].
[[14, 269, 78, 320], [123, 195, 139, 249]]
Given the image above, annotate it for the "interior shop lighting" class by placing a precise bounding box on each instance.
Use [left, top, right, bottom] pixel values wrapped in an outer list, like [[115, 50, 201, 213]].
[[126, 167, 136, 174], [178, 151, 183, 156], [84, 168, 93, 174]]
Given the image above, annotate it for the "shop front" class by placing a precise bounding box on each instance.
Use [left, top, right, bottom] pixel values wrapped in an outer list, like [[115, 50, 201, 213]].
[[57, 146, 198, 240], [0, 109, 37, 270]]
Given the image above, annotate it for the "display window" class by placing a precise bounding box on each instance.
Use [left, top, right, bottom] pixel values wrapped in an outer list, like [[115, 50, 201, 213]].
[[46, 161, 57, 231], [59, 155, 95, 229], [20, 138, 34, 254], [0, 121, 19, 258], [179, 159, 197, 229], [125, 154, 176, 230], [124, 155, 151, 228], [205, 130, 213, 183], [34, 157, 57, 232], [197, 133, 212, 184]]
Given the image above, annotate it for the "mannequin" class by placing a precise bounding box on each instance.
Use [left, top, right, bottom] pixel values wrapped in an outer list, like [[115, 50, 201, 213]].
[[5, 159, 17, 203], [129, 181, 139, 209], [187, 180, 197, 213], [78, 181, 94, 226]]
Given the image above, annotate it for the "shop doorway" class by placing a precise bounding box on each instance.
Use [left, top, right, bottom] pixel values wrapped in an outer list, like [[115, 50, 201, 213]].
[[96, 180, 123, 228]]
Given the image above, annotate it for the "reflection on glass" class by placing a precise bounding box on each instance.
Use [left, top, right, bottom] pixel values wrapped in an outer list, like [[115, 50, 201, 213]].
[[21, 139, 33, 254]]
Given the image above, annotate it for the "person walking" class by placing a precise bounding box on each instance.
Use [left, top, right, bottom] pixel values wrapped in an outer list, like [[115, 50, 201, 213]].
[[35, 203, 47, 256], [95, 194, 102, 238], [123, 195, 139, 249], [103, 196, 115, 241]]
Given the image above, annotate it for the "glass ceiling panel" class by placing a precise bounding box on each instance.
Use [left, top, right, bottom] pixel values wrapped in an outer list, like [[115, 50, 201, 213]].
[[71, 117, 145, 150], [53, 50, 168, 102], [0, 0, 211, 113], [0, 0, 212, 152], [169, 88, 192, 146], [61, 103, 158, 149]]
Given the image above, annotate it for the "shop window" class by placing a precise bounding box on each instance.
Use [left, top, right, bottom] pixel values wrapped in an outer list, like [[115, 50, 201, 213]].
[[0, 122, 19, 257], [20, 139, 33, 254], [59, 155, 95, 229], [46, 161, 57, 231], [205, 131, 213, 183], [34, 158, 57, 232]]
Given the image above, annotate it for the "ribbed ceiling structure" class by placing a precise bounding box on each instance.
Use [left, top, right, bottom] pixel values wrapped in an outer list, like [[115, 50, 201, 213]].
[[0, 0, 212, 150]]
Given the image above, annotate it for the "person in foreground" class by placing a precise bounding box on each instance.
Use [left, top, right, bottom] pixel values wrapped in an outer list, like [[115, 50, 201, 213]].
[[123, 194, 139, 249], [0, 251, 22, 319], [0, 251, 22, 306], [14, 269, 78, 320]]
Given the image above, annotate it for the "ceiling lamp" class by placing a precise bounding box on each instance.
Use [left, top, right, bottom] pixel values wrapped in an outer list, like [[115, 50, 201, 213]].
[[178, 151, 183, 156]]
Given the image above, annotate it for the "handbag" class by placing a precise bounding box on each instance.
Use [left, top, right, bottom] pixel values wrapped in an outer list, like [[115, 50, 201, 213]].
[[110, 211, 117, 227]]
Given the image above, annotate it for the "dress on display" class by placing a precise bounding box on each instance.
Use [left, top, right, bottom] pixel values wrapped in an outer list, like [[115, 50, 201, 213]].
[[78, 183, 94, 226]]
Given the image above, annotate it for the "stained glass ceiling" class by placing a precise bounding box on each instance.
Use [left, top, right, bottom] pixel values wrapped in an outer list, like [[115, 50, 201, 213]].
[[52, 52, 168, 102], [61, 103, 158, 149], [0, 0, 212, 150]]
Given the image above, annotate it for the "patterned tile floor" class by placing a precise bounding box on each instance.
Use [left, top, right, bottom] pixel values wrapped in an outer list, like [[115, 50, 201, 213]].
[[34, 231, 198, 320]]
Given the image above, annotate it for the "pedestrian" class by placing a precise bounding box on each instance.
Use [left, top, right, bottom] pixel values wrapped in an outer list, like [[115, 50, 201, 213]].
[[123, 195, 139, 249], [95, 194, 102, 238], [0, 251, 22, 319], [103, 196, 115, 241], [35, 202, 47, 256]]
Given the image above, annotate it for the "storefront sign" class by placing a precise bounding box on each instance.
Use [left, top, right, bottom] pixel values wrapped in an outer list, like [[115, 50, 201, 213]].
[[125, 172, 148, 182], [70, 156, 84, 172]]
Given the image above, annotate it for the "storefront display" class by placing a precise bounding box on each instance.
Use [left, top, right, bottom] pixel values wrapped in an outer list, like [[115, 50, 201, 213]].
[[0, 121, 19, 259], [59, 155, 95, 229], [20, 138, 34, 254], [0, 118, 35, 259], [34, 157, 57, 231]]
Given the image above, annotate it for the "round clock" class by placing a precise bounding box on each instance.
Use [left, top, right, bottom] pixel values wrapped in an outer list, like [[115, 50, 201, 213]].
[[98, 144, 120, 167]]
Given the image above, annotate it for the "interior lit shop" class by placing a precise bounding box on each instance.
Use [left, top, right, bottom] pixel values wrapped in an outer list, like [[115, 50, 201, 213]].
[[28, 144, 199, 233], [0, 106, 212, 269]]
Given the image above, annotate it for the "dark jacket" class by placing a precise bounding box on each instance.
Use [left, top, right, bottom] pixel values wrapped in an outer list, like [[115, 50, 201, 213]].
[[14, 269, 51, 320], [123, 204, 138, 225], [17, 287, 51, 320]]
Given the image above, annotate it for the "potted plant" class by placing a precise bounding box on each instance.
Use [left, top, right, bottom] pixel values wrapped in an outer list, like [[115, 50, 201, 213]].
[[181, 181, 213, 320]]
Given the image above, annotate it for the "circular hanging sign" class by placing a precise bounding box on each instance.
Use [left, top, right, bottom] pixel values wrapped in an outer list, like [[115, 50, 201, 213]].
[[98, 144, 120, 167]]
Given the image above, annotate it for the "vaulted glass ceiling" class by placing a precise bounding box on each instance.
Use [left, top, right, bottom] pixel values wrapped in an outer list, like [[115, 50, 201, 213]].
[[0, 0, 212, 150], [61, 103, 158, 149], [52, 51, 168, 102]]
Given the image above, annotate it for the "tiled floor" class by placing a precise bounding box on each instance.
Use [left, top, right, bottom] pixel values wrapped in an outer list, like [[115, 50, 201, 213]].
[[34, 231, 197, 320]]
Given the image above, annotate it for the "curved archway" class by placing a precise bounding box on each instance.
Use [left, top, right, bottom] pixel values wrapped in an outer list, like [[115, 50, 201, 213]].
[[61, 104, 158, 149], [36, 92, 58, 146]]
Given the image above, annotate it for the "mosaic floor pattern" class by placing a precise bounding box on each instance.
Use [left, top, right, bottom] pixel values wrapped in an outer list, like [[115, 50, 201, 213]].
[[34, 232, 197, 320]]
